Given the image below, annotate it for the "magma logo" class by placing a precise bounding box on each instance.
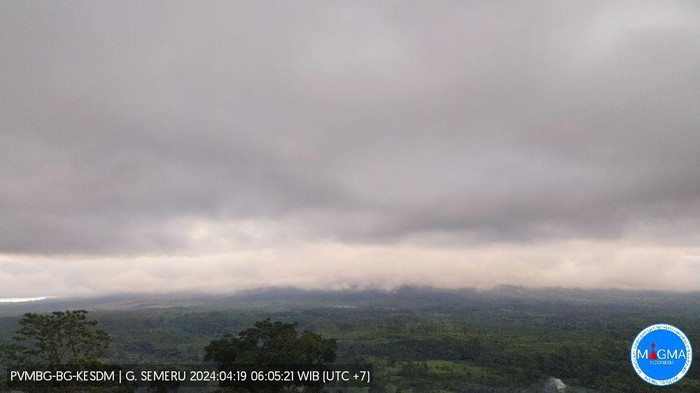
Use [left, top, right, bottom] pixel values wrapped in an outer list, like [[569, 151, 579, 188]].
[[631, 324, 692, 386]]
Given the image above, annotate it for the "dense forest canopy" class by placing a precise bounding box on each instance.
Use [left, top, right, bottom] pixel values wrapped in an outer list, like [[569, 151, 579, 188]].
[[1, 288, 698, 392]]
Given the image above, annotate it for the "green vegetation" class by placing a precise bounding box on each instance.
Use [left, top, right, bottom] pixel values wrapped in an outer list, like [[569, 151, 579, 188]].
[[1, 288, 699, 392], [205, 319, 336, 392], [0, 310, 127, 393], [0, 310, 112, 366], [205, 318, 336, 365]]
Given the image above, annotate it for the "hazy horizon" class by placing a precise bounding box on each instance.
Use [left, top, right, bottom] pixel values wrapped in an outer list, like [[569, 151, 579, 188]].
[[2, 1, 699, 297], [2, 284, 700, 304]]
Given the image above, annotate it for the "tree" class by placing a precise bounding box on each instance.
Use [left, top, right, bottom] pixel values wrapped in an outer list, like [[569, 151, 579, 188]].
[[2, 310, 112, 366], [204, 319, 337, 392]]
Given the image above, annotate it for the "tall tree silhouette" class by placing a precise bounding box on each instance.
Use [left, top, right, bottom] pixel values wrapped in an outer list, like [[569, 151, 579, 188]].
[[205, 319, 336, 392], [2, 310, 112, 366]]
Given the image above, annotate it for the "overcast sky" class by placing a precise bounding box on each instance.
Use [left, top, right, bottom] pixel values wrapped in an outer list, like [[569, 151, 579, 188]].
[[1, 1, 700, 297]]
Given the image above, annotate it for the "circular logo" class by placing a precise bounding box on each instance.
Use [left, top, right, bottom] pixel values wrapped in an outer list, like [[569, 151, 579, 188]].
[[631, 324, 692, 386]]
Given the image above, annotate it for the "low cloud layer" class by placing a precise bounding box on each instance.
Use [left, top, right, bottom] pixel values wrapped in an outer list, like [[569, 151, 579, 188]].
[[1, 1, 699, 295], [2, 240, 699, 298]]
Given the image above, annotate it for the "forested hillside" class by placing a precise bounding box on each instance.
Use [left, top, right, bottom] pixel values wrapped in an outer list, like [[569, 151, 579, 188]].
[[1, 287, 699, 392]]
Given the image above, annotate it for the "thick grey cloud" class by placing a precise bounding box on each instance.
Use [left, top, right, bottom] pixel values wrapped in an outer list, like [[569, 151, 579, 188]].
[[1, 1, 700, 256]]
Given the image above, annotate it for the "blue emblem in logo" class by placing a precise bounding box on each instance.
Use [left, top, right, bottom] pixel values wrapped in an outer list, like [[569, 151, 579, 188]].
[[631, 324, 692, 386]]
